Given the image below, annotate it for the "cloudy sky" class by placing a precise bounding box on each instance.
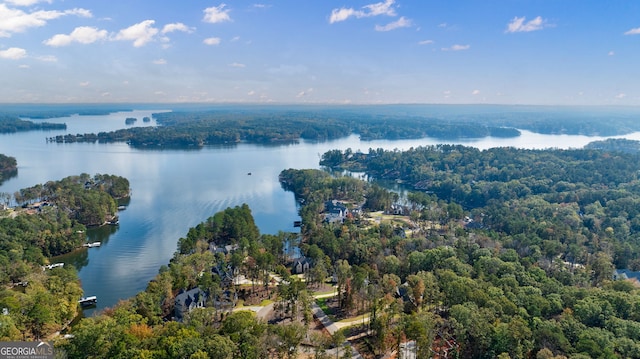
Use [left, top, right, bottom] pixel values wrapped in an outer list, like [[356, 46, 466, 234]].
[[1, 0, 639, 105]]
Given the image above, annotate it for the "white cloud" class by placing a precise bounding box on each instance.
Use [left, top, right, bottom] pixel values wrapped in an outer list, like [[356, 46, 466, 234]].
[[203, 4, 231, 23], [442, 44, 470, 51], [229, 62, 245, 68], [44, 26, 107, 46], [0, 4, 92, 37], [329, 8, 357, 23], [472, 89, 480, 95], [608, 51, 615, 56], [616, 93, 626, 99], [19, 64, 29, 68], [247, 90, 255, 96], [162, 22, 194, 34], [79, 81, 90, 87], [375, 16, 411, 31], [418, 40, 434, 45], [624, 27, 640, 35], [153, 58, 167, 65], [0, 47, 26, 59], [364, 0, 396, 16], [114, 20, 159, 47], [203, 37, 221, 45], [329, 0, 396, 24], [505, 16, 548, 33]]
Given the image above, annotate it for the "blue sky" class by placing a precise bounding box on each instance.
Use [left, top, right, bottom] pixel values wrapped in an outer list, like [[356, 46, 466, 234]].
[[1, 0, 639, 105]]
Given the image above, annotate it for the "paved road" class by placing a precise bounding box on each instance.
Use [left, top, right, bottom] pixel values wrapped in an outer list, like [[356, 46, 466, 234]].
[[311, 302, 339, 335]]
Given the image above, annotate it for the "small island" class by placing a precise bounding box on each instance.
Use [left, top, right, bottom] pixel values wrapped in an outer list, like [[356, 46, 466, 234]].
[[125, 117, 137, 125]]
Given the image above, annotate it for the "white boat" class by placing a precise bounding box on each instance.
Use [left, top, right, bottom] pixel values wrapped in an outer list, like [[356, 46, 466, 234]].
[[43, 263, 64, 270], [83, 242, 101, 248], [78, 296, 97, 307]]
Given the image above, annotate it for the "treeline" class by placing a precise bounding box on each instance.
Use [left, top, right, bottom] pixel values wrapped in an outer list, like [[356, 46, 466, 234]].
[[47, 107, 525, 148], [14, 173, 129, 227], [279, 166, 640, 358], [58, 205, 316, 358], [0, 104, 133, 119], [0, 174, 129, 341], [0, 116, 66, 133], [0, 210, 84, 340], [54, 153, 640, 357], [0, 153, 17, 185], [585, 138, 640, 154], [321, 146, 640, 268]]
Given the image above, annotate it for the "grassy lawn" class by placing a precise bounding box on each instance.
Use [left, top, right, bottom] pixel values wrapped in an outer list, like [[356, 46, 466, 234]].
[[316, 298, 329, 312], [316, 298, 337, 322], [337, 313, 369, 324], [312, 288, 337, 297]]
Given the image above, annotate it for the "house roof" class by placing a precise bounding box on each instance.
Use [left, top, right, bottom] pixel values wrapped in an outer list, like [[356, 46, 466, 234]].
[[175, 287, 207, 307], [614, 269, 640, 282]]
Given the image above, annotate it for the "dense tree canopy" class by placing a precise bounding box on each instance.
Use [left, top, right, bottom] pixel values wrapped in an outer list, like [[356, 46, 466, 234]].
[[0, 153, 17, 185], [0, 116, 66, 133], [0, 174, 129, 341]]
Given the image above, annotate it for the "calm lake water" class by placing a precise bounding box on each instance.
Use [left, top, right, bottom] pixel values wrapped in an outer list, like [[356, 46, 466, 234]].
[[2, 107, 640, 313]]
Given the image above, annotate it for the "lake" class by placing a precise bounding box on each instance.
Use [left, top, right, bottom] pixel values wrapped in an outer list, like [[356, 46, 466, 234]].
[[2, 107, 640, 312]]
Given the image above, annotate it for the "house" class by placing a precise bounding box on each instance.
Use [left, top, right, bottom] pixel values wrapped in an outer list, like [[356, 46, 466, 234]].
[[324, 200, 348, 223], [613, 269, 640, 286], [174, 287, 207, 321], [209, 242, 239, 255], [292, 256, 312, 274], [212, 264, 235, 287]]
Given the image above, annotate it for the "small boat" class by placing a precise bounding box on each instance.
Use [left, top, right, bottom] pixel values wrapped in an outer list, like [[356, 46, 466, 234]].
[[247, 172, 252, 175], [83, 242, 101, 248], [43, 263, 64, 270], [78, 296, 97, 307], [293, 221, 302, 227], [117, 205, 126, 210]]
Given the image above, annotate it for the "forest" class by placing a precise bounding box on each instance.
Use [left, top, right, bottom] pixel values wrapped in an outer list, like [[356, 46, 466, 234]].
[[44, 105, 631, 148], [42, 105, 640, 149], [4, 104, 640, 147], [0, 116, 66, 134], [0, 153, 17, 185], [0, 173, 130, 342], [40, 143, 640, 358], [585, 138, 640, 154]]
